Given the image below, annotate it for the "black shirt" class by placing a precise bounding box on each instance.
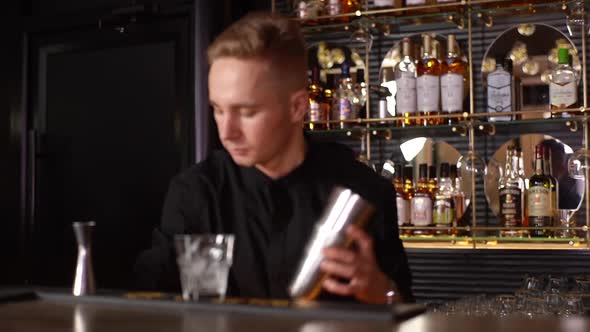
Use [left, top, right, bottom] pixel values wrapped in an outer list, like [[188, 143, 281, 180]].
[[135, 138, 413, 302]]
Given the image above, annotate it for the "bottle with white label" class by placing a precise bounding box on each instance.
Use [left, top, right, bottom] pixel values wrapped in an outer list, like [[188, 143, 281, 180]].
[[411, 163, 434, 235], [394, 37, 417, 127], [441, 34, 466, 124], [487, 58, 512, 122], [549, 48, 578, 117], [527, 144, 553, 237], [332, 62, 359, 129], [417, 34, 442, 126]]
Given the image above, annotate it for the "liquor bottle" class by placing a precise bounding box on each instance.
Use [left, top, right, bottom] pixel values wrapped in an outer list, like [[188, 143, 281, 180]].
[[499, 147, 525, 237], [398, 165, 414, 236], [306, 66, 327, 130], [332, 62, 359, 129], [374, 0, 402, 7], [487, 58, 512, 122], [323, 74, 335, 130], [411, 163, 434, 235], [433, 163, 455, 235], [527, 144, 553, 237], [294, 0, 321, 25], [394, 38, 417, 127], [441, 34, 467, 124], [417, 34, 442, 127], [450, 165, 466, 236], [325, 0, 361, 22], [549, 48, 578, 117], [428, 165, 438, 195], [543, 146, 558, 226]]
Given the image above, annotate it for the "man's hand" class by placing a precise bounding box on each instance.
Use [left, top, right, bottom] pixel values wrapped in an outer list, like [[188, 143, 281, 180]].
[[319, 225, 393, 304]]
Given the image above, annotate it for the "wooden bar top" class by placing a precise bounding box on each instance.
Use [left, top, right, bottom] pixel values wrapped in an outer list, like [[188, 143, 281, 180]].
[[0, 291, 588, 332]]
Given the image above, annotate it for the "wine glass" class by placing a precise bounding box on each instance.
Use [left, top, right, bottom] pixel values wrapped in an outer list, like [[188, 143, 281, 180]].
[[457, 151, 487, 177], [565, 0, 586, 37], [567, 148, 590, 179]]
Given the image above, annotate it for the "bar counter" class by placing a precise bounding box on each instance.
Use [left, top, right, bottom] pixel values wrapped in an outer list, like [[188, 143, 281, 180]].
[[0, 290, 589, 332]]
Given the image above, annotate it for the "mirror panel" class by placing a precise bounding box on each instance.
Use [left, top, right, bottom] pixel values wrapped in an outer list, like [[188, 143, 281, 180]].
[[481, 24, 581, 118], [485, 134, 584, 217]]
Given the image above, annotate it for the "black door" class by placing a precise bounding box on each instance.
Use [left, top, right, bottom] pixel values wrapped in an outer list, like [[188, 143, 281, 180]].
[[24, 10, 193, 289]]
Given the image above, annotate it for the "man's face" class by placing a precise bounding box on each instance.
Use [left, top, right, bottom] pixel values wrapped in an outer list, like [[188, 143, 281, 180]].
[[209, 57, 302, 167]]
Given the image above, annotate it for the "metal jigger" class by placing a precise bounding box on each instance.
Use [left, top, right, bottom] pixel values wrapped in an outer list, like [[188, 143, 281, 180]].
[[73, 221, 96, 296]]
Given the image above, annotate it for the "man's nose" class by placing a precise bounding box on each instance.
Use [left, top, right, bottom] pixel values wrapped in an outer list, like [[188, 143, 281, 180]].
[[218, 113, 241, 141]]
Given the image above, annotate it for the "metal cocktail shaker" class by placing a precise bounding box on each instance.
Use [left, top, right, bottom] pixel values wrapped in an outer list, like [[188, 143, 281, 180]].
[[288, 186, 376, 300]]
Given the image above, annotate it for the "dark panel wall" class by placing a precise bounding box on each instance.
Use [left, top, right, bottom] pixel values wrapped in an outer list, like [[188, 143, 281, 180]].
[[0, 0, 25, 284]]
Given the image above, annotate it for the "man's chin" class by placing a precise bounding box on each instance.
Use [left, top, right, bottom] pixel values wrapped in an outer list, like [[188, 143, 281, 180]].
[[228, 153, 256, 167]]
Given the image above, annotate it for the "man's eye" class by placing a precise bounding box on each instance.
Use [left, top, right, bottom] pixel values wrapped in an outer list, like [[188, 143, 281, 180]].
[[212, 107, 222, 115], [241, 109, 257, 117]]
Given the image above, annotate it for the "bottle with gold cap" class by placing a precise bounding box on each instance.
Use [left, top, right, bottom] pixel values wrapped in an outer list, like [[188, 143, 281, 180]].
[[417, 34, 442, 127], [441, 34, 467, 124], [394, 37, 418, 127]]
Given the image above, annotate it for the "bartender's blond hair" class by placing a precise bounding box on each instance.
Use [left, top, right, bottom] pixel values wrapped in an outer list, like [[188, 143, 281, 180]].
[[207, 12, 308, 92]]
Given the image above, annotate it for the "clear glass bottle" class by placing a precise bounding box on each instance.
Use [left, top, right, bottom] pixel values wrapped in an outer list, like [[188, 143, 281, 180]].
[[549, 48, 578, 117], [417, 34, 442, 127], [527, 144, 553, 237], [487, 58, 512, 122], [411, 163, 434, 235], [332, 62, 359, 129], [441, 34, 467, 124], [394, 37, 417, 127], [499, 147, 525, 237], [306, 66, 327, 130], [433, 163, 455, 236]]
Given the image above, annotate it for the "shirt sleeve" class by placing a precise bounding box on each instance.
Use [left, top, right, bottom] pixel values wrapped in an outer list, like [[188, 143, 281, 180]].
[[134, 173, 217, 292], [370, 184, 414, 303]]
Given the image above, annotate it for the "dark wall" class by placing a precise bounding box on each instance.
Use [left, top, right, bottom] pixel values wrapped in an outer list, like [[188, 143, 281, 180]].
[[0, 0, 272, 288], [0, 0, 25, 284]]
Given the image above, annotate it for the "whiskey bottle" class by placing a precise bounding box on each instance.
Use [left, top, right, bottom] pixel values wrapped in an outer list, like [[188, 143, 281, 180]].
[[332, 62, 359, 129], [394, 38, 417, 127], [398, 165, 414, 236], [499, 147, 524, 237], [433, 163, 455, 236], [411, 163, 434, 235], [428, 164, 438, 195], [417, 34, 442, 127], [550, 48, 578, 117], [527, 144, 553, 237], [450, 165, 466, 236], [441, 34, 467, 124], [487, 58, 512, 122], [307, 66, 327, 130]]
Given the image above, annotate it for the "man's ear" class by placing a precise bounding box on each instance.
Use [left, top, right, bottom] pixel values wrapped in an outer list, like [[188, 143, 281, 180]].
[[289, 89, 309, 123]]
